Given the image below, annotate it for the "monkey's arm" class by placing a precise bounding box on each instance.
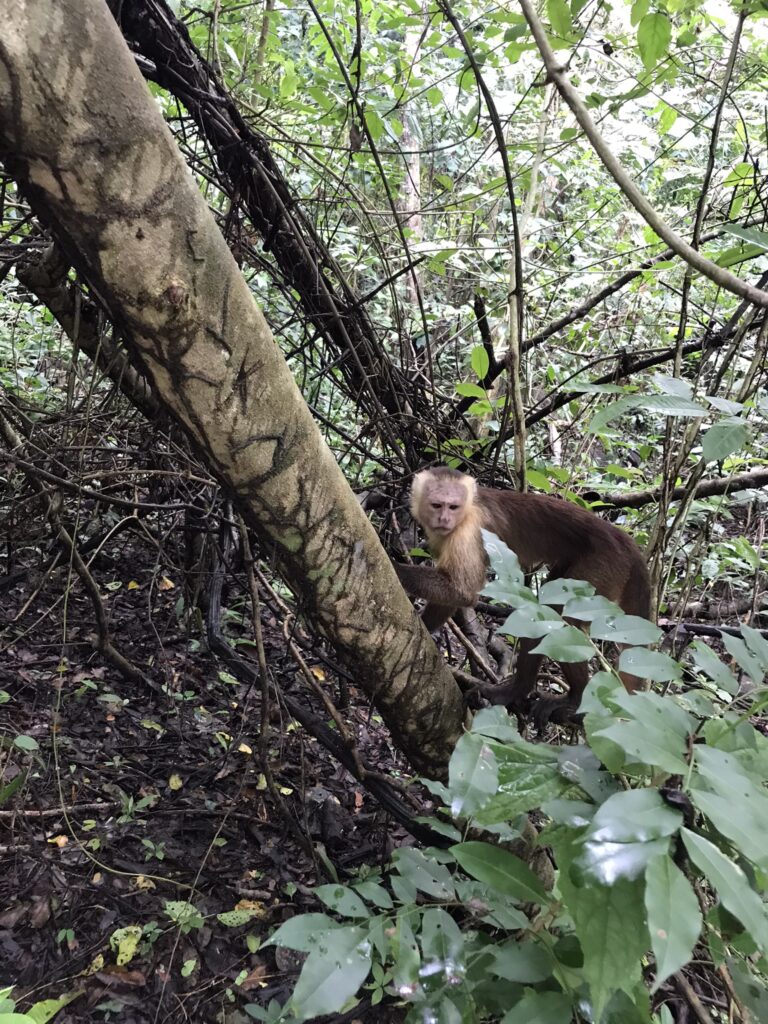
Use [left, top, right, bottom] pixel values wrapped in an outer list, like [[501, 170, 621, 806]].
[[394, 563, 478, 606], [394, 563, 479, 632]]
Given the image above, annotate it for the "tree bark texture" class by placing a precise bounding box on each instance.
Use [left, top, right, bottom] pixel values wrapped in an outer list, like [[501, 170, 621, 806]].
[[0, 0, 463, 775]]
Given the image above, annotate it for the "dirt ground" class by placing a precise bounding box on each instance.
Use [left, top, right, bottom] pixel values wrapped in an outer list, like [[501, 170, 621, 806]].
[[1, 519, 414, 1023]]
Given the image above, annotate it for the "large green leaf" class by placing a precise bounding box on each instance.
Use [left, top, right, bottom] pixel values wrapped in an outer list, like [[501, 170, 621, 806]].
[[532, 625, 594, 661], [588, 789, 682, 843], [314, 885, 370, 919], [266, 914, 341, 952], [701, 419, 749, 463], [590, 614, 662, 645], [501, 990, 572, 1022], [420, 907, 464, 962], [450, 841, 549, 903], [591, 692, 693, 773], [448, 731, 499, 816], [637, 13, 671, 68], [618, 648, 682, 682], [589, 394, 706, 433], [499, 603, 566, 639], [490, 940, 553, 983], [720, 633, 765, 686], [470, 344, 490, 380], [682, 830, 768, 951], [560, 865, 648, 1021], [392, 847, 455, 900], [290, 925, 371, 1020], [689, 641, 739, 695], [690, 747, 768, 868], [721, 223, 768, 249], [645, 854, 702, 990], [547, 0, 572, 35]]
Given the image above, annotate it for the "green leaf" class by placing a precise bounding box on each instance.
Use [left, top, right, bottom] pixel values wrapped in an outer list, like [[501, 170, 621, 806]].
[[470, 344, 490, 381], [682, 829, 768, 950], [726, 957, 768, 1022], [420, 908, 463, 961], [0, 771, 27, 809], [590, 691, 693, 774], [547, 0, 572, 35], [630, 0, 650, 24], [448, 732, 499, 816], [501, 989, 572, 1022], [721, 223, 768, 249], [532, 625, 594, 662], [590, 614, 662, 645], [564, 595, 624, 622], [455, 381, 486, 399], [539, 576, 596, 605], [364, 108, 385, 142], [290, 925, 371, 1019], [13, 735, 39, 752], [469, 705, 522, 742], [589, 789, 682, 842], [715, 243, 766, 269], [392, 847, 455, 900], [690, 747, 768, 868], [742, 625, 768, 668], [589, 393, 706, 433], [352, 881, 393, 909], [499, 603, 566, 640], [314, 885, 370, 919], [637, 13, 671, 69], [390, 909, 420, 990], [491, 939, 553, 982], [689, 641, 739, 695], [645, 855, 702, 989], [217, 908, 262, 927], [26, 990, 83, 1024], [618, 648, 682, 682], [658, 104, 677, 134], [450, 841, 549, 903], [577, 791, 677, 884], [267, 914, 341, 952], [701, 420, 749, 462], [720, 633, 765, 686], [560, 863, 647, 1021]]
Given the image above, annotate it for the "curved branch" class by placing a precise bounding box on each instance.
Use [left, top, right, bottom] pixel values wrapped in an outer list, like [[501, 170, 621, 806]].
[[518, 0, 768, 309]]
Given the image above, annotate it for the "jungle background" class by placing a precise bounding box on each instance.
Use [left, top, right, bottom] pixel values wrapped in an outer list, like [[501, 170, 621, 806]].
[[1, 0, 767, 1021]]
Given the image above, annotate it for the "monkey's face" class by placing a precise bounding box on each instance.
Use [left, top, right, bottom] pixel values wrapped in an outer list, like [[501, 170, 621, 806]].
[[419, 480, 469, 535]]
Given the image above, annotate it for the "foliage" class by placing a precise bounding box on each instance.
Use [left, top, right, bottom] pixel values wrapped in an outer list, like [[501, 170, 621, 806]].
[[260, 536, 768, 1022]]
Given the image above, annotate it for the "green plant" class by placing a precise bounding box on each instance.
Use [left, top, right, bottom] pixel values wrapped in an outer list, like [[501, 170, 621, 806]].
[[256, 535, 768, 1022]]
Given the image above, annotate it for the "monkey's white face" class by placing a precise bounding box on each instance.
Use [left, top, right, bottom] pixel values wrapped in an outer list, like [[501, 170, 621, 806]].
[[419, 480, 470, 535]]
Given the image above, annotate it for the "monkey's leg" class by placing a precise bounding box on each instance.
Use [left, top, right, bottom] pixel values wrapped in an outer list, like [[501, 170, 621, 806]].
[[530, 660, 589, 731], [471, 637, 542, 711]]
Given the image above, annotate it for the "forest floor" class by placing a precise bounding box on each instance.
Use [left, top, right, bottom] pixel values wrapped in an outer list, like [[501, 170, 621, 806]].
[[0, 525, 412, 1024], [2, 418, 763, 1024]]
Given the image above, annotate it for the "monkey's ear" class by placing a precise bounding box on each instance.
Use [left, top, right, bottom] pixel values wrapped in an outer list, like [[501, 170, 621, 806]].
[[463, 475, 478, 502]]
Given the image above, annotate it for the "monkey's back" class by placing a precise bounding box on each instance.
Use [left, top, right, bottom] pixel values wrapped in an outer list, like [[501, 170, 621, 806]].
[[477, 488, 649, 614]]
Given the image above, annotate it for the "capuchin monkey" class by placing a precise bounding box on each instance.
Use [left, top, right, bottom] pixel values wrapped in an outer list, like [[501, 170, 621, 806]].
[[395, 466, 651, 723]]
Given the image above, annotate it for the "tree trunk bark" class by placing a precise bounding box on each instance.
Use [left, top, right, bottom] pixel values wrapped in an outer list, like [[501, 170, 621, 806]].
[[0, 0, 463, 775]]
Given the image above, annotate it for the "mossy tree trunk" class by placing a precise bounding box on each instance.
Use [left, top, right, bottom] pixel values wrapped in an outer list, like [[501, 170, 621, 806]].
[[0, 0, 464, 776]]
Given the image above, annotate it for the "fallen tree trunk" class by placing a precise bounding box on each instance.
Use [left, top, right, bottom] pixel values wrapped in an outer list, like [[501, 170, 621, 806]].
[[0, 0, 463, 775]]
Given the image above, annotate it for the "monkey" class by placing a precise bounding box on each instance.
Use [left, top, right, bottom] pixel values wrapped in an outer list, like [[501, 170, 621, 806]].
[[394, 466, 651, 723]]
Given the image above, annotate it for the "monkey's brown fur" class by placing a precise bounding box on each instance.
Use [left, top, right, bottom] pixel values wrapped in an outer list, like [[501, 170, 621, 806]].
[[395, 466, 651, 720]]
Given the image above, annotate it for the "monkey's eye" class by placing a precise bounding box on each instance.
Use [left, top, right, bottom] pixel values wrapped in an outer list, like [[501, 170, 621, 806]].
[[449, 505, 459, 511]]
